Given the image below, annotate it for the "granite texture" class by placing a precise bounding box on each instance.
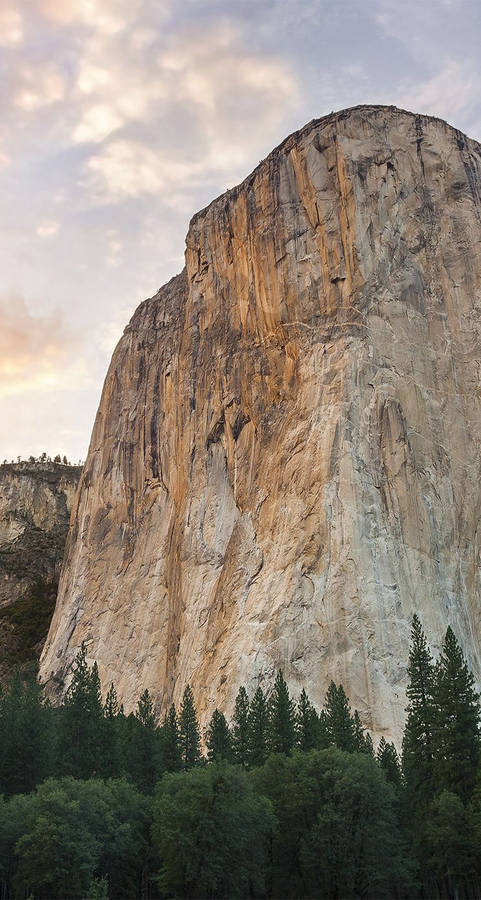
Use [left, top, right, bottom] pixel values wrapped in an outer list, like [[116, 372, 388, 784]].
[[40, 106, 481, 742]]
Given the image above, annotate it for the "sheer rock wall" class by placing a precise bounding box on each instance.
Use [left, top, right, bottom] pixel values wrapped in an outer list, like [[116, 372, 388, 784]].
[[40, 106, 481, 742]]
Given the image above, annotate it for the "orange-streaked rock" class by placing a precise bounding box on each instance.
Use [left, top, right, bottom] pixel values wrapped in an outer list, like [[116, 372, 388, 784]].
[[40, 105, 481, 743]]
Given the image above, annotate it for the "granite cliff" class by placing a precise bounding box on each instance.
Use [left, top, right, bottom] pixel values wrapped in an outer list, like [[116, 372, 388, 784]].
[[40, 105, 481, 742], [0, 461, 81, 680]]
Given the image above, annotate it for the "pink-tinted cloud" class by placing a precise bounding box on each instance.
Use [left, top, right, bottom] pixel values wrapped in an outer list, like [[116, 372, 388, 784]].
[[0, 295, 86, 396]]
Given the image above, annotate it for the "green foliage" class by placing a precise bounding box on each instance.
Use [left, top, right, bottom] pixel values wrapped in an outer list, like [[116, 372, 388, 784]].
[[433, 626, 480, 800], [86, 876, 109, 899], [353, 709, 373, 754], [0, 671, 53, 796], [247, 686, 268, 767], [104, 682, 119, 719], [253, 748, 411, 899], [267, 670, 296, 756], [323, 681, 356, 751], [296, 688, 319, 751], [152, 764, 275, 898], [3, 777, 151, 900], [57, 643, 106, 780], [0, 617, 480, 899], [179, 684, 201, 769], [206, 708, 233, 762], [0, 582, 56, 667], [421, 791, 477, 899], [231, 686, 250, 767], [161, 704, 182, 772], [377, 737, 403, 790], [402, 614, 436, 803]]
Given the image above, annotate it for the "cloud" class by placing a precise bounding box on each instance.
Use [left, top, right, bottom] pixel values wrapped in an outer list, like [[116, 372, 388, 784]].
[[395, 59, 480, 124], [0, 295, 86, 397], [72, 103, 124, 143], [14, 64, 66, 111], [86, 140, 202, 199], [0, 7, 23, 46], [78, 21, 297, 201], [37, 0, 148, 35], [36, 220, 59, 238]]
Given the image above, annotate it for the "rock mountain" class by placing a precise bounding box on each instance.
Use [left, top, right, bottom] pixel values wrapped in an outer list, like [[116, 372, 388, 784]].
[[0, 461, 81, 682], [40, 105, 481, 742]]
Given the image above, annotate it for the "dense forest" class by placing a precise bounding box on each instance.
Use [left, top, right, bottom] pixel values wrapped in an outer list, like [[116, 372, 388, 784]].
[[0, 616, 480, 899]]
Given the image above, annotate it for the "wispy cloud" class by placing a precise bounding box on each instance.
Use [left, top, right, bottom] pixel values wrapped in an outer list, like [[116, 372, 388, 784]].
[[395, 60, 480, 124], [72, 19, 298, 202], [0, 295, 87, 397], [0, 6, 23, 47]]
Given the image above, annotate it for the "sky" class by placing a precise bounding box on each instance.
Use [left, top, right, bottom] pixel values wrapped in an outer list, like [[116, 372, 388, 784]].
[[1, 0, 480, 462]]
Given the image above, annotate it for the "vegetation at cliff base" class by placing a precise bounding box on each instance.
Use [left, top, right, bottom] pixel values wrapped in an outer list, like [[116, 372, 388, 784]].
[[0, 619, 480, 898]]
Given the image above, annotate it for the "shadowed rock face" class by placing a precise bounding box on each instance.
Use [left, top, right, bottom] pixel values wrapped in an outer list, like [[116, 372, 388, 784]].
[[0, 462, 81, 680], [40, 105, 481, 742]]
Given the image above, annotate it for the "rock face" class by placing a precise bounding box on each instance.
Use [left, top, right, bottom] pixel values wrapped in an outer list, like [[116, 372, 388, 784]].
[[0, 461, 81, 680], [40, 105, 481, 742]]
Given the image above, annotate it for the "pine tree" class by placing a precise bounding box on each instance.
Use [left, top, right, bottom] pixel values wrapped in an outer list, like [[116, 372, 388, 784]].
[[296, 688, 319, 751], [162, 704, 182, 772], [179, 685, 201, 769], [206, 709, 233, 762], [128, 689, 162, 792], [353, 710, 373, 755], [58, 643, 105, 779], [377, 737, 403, 789], [247, 686, 268, 767], [434, 626, 480, 801], [0, 671, 52, 795], [402, 615, 436, 803], [104, 682, 119, 719], [323, 682, 356, 752], [317, 708, 330, 749], [231, 686, 250, 767], [136, 689, 155, 728], [267, 671, 296, 755], [102, 682, 122, 779]]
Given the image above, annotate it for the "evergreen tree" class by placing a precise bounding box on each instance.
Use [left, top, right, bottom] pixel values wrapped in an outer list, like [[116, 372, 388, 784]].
[[434, 626, 480, 801], [103, 682, 119, 719], [152, 765, 274, 899], [179, 685, 201, 769], [268, 671, 296, 755], [247, 686, 268, 767], [206, 709, 233, 762], [231, 686, 250, 767], [422, 791, 477, 900], [57, 643, 105, 779], [296, 688, 319, 751], [0, 671, 52, 796], [253, 748, 411, 899], [402, 615, 436, 803], [353, 710, 373, 755], [323, 682, 356, 752], [102, 684, 123, 779], [136, 688, 155, 728], [128, 689, 162, 792], [162, 704, 182, 772], [317, 708, 331, 750], [377, 737, 403, 790]]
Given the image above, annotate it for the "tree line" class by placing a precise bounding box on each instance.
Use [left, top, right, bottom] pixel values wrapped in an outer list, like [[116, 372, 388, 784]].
[[0, 616, 480, 899], [1, 454, 82, 466]]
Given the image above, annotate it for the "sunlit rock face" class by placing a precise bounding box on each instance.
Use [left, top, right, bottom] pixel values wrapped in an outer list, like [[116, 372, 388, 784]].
[[40, 105, 481, 743]]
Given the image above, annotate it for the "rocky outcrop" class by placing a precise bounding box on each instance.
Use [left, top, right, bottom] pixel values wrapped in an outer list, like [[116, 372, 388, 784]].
[[0, 462, 81, 680], [40, 105, 481, 743]]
